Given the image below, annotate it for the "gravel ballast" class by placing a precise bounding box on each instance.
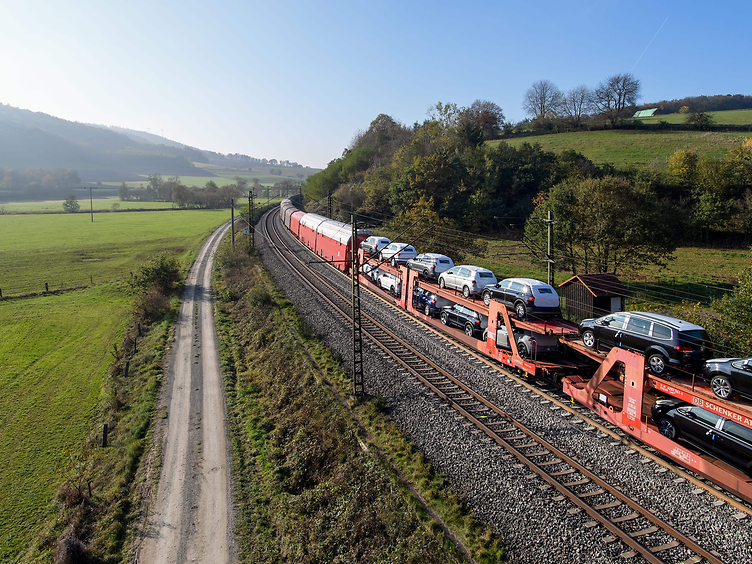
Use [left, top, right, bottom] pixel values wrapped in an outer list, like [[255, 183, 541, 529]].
[[257, 213, 752, 564]]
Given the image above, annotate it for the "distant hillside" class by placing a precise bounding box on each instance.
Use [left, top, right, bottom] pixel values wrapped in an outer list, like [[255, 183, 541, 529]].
[[0, 104, 206, 182], [636, 94, 752, 115]]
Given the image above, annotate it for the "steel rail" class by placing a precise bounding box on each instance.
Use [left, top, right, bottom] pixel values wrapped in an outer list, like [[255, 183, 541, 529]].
[[261, 209, 727, 564]]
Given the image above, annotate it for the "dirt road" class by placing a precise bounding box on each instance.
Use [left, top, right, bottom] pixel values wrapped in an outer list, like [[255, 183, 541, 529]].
[[136, 222, 236, 563]]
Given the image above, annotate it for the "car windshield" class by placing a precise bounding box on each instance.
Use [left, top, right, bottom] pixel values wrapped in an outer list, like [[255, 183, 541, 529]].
[[478, 272, 494, 278]]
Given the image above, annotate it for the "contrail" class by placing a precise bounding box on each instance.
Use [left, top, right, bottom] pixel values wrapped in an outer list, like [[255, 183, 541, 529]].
[[632, 16, 669, 72]]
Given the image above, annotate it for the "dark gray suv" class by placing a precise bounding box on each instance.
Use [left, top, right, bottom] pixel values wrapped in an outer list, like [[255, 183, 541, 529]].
[[579, 311, 711, 375]]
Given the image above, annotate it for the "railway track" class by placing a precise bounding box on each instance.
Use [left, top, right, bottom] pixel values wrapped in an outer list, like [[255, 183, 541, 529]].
[[260, 208, 728, 564]]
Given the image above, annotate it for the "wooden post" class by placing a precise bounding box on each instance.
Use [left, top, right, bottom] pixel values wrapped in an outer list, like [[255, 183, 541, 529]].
[[102, 423, 108, 447], [45, 282, 48, 292], [133, 336, 137, 354], [137, 322, 142, 336], [124, 360, 130, 378]]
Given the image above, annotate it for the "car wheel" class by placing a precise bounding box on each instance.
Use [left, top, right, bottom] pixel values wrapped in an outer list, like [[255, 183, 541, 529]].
[[391, 258, 397, 267], [423, 269, 430, 279], [517, 342, 528, 359], [462, 286, 471, 299], [647, 353, 667, 375], [439, 278, 446, 289], [710, 374, 735, 400], [464, 323, 474, 337], [482, 290, 491, 306], [440, 312, 448, 325], [515, 301, 527, 320], [657, 418, 677, 439], [390, 286, 396, 296], [424, 304, 431, 317], [582, 329, 596, 349]]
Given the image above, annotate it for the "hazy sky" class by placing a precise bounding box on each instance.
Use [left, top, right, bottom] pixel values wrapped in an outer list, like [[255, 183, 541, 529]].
[[1, 0, 750, 168]]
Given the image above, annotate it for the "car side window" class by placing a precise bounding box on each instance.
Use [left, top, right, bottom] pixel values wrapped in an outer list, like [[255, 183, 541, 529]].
[[626, 316, 651, 336], [690, 408, 721, 428], [610, 314, 627, 329], [510, 282, 524, 292], [447, 267, 458, 274], [721, 420, 752, 444], [652, 324, 672, 340], [458, 268, 470, 277]]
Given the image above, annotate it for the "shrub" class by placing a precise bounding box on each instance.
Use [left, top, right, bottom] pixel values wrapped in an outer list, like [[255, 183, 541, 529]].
[[134, 289, 171, 324], [132, 253, 182, 293]]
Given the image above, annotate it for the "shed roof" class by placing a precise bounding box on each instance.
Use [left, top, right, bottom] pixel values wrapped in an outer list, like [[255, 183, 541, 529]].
[[558, 273, 630, 298], [633, 108, 658, 118]]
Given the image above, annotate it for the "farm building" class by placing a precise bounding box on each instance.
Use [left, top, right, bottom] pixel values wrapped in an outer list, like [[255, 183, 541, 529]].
[[559, 273, 629, 321]]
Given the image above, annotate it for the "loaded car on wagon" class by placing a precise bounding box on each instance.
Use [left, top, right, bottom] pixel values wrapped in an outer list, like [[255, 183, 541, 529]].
[[702, 356, 752, 401], [651, 399, 752, 474], [481, 277, 561, 320], [406, 253, 454, 280], [379, 242, 417, 267], [482, 325, 560, 358], [360, 236, 391, 257], [438, 265, 497, 298], [579, 311, 711, 376], [440, 304, 487, 338]]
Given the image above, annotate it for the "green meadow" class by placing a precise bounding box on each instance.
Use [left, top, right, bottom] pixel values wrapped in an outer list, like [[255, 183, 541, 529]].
[[1, 198, 176, 213], [497, 129, 752, 167], [637, 108, 752, 125], [0, 210, 228, 559], [0, 210, 228, 296]]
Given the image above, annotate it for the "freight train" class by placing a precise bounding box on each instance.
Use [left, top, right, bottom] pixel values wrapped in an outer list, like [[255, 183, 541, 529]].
[[278, 198, 752, 501]]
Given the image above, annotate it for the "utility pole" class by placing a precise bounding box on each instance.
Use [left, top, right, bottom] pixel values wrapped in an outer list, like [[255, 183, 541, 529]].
[[546, 211, 554, 287], [351, 214, 364, 398], [231, 198, 235, 250], [248, 190, 255, 246]]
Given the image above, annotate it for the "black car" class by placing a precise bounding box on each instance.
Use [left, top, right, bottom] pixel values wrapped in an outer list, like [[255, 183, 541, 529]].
[[579, 311, 711, 376], [703, 356, 752, 400], [413, 288, 442, 317], [651, 399, 752, 474], [440, 304, 484, 338]]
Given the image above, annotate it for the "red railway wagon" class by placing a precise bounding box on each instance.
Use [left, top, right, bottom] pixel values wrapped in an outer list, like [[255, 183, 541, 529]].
[[315, 218, 371, 273], [298, 213, 328, 251]]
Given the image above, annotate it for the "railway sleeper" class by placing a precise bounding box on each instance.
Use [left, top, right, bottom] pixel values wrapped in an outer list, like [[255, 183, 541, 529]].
[[629, 525, 659, 537], [611, 512, 640, 523]]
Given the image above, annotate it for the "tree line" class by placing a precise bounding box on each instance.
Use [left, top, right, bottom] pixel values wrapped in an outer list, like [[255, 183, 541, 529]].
[[118, 174, 302, 209], [305, 103, 752, 275], [0, 167, 81, 191]]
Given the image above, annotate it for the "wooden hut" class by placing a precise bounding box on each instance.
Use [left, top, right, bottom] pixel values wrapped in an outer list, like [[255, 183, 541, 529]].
[[559, 273, 630, 322]]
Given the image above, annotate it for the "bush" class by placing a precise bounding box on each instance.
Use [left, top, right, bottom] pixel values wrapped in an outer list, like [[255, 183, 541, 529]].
[[134, 289, 171, 324], [62, 195, 80, 213], [132, 253, 182, 293]]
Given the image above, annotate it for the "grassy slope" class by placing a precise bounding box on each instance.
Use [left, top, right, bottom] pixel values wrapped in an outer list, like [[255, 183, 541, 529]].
[[0, 199, 176, 212], [0, 286, 128, 560], [0, 210, 228, 562], [495, 129, 752, 167], [0, 210, 228, 295], [637, 108, 752, 125]]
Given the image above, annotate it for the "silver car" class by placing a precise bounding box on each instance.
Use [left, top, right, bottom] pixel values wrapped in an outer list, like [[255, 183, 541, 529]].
[[379, 242, 417, 267], [406, 253, 455, 279], [438, 265, 498, 298], [483, 325, 559, 358]]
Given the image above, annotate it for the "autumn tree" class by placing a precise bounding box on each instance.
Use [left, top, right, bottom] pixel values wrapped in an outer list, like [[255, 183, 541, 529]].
[[525, 176, 675, 275], [63, 195, 80, 213]]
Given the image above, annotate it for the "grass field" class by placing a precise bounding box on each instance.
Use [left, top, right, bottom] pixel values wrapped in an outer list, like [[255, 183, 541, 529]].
[[636, 108, 752, 126], [0, 209, 228, 560], [0, 198, 176, 213], [495, 130, 752, 167], [0, 210, 229, 296]]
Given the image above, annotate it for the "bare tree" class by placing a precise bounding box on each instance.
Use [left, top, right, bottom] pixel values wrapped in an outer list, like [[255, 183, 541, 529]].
[[561, 85, 591, 128], [522, 80, 563, 120], [591, 73, 641, 125]]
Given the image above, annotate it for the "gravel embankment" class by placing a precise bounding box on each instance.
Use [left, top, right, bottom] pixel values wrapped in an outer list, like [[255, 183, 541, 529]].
[[257, 214, 752, 564]]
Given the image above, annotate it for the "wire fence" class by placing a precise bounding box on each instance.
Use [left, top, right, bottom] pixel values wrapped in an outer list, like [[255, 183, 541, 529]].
[[0, 270, 136, 300]]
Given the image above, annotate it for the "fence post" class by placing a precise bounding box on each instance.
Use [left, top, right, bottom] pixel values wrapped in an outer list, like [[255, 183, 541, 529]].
[[102, 424, 108, 448], [45, 282, 48, 293], [124, 360, 130, 378]]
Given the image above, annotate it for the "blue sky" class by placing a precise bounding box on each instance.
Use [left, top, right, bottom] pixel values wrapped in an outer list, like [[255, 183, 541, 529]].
[[1, 0, 750, 168]]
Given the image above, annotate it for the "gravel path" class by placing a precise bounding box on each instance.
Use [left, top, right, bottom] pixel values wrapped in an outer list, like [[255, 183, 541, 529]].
[[258, 212, 752, 564]]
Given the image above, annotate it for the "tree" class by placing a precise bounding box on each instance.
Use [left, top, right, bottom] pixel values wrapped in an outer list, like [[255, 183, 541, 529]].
[[560, 85, 591, 128], [62, 195, 80, 213], [525, 176, 675, 275], [685, 110, 715, 130], [462, 100, 505, 140], [118, 182, 130, 201], [591, 73, 641, 125], [522, 80, 563, 120]]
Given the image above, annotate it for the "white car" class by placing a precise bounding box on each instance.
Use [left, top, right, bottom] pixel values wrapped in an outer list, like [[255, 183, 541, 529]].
[[379, 242, 417, 267], [375, 271, 402, 296], [438, 265, 498, 298]]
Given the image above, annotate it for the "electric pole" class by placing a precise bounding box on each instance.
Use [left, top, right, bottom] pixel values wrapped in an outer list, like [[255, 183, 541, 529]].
[[249, 190, 255, 246], [351, 214, 364, 398]]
